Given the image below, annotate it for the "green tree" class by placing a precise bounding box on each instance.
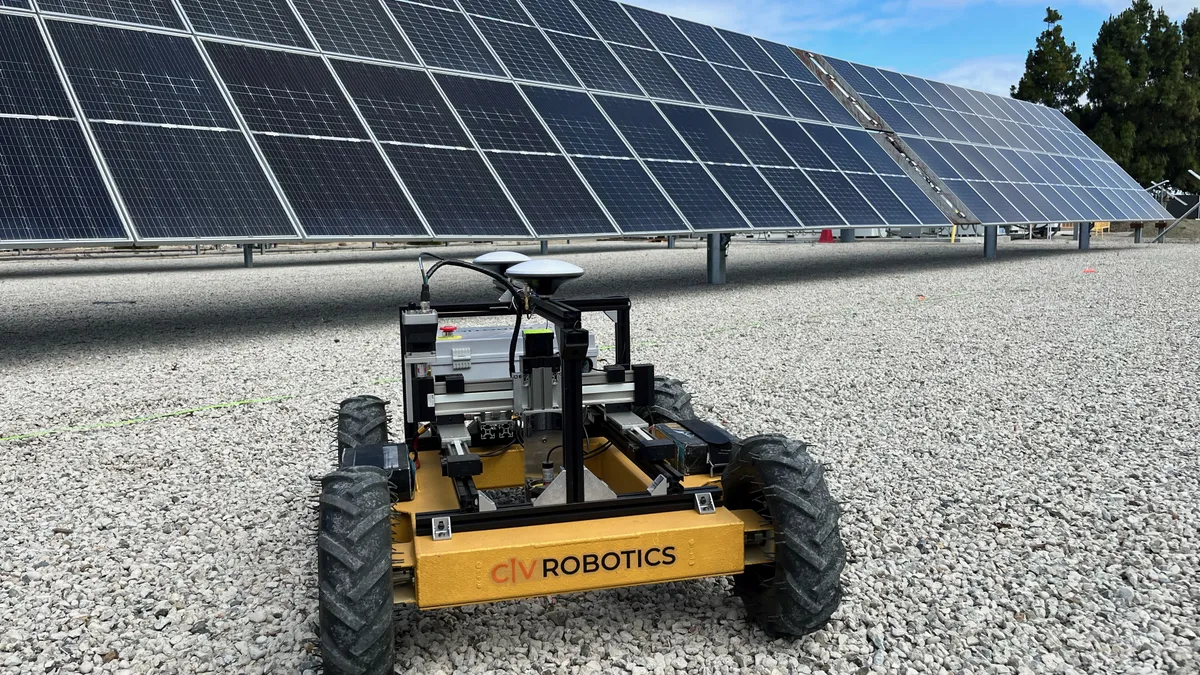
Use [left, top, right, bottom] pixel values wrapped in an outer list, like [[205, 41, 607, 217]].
[[1080, 0, 1200, 190], [1011, 7, 1088, 115]]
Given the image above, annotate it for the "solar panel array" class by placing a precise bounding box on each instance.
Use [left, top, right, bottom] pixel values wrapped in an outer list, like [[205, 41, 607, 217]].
[[0, 0, 1170, 246]]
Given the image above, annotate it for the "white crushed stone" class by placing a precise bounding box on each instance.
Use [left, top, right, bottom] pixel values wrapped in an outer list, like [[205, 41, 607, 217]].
[[1, 238, 1197, 675]]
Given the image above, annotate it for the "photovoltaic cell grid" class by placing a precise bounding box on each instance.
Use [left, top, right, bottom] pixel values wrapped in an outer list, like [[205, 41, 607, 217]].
[[820, 56, 1171, 223], [0, 0, 1168, 245]]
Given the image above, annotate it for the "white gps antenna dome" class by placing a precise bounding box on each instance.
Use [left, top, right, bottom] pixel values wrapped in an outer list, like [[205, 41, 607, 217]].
[[505, 259, 584, 295], [472, 250, 530, 276]]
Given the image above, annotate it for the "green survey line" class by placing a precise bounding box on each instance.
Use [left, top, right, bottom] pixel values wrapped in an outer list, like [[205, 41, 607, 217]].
[[1, 376, 406, 443]]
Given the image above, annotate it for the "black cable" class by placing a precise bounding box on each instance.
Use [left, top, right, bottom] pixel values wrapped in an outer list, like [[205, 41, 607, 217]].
[[423, 258, 525, 376]]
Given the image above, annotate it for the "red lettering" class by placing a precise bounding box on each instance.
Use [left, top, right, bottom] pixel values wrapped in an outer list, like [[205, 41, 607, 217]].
[[518, 558, 538, 580], [491, 562, 509, 583]]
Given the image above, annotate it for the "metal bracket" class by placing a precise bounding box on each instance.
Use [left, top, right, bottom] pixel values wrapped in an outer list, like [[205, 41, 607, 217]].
[[647, 474, 669, 496], [694, 492, 716, 515], [431, 516, 452, 541]]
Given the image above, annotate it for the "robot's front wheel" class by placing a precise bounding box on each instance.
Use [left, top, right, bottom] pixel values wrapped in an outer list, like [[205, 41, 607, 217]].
[[722, 435, 847, 636], [317, 467, 396, 675]]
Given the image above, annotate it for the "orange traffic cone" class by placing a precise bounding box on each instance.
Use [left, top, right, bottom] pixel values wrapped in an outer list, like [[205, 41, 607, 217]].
[[818, 229, 835, 243]]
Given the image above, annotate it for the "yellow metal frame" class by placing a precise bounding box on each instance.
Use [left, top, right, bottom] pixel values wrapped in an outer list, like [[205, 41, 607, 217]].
[[390, 440, 771, 609]]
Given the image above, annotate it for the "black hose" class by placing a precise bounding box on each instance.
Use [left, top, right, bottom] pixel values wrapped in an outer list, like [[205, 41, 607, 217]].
[[508, 308, 521, 378], [423, 258, 526, 376]]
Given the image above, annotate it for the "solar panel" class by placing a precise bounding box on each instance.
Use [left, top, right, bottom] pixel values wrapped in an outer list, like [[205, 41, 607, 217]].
[[806, 171, 881, 225], [714, 66, 785, 116], [611, 45, 696, 103], [880, 175, 948, 224], [942, 179, 1002, 223], [257, 135, 426, 237], [2, 0, 1168, 245], [0, 15, 73, 118], [571, 0, 651, 48], [673, 19, 740, 67], [839, 130, 903, 175], [208, 43, 365, 138], [596, 95, 691, 160], [659, 104, 744, 164], [716, 29, 784, 77], [755, 39, 818, 84], [759, 118, 834, 170], [459, 0, 530, 24], [796, 81, 858, 126], [847, 173, 917, 224], [51, 22, 236, 128], [475, 18, 579, 86], [547, 32, 642, 95], [384, 145, 529, 237], [799, 123, 870, 173], [521, 0, 595, 37], [667, 56, 744, 109], [178, 0, 312, 48], [759, 168, 845, 227], [522, 86, 628, 157], [644, 161, 748, 230], [436, 74, 557, 152], [758, 76, 824, 122], [0, 118, 126, 242], [332, 60, 470, 147], [290, 0, 415, 62], [38, 0, 182, 29], [711, 111, 792, 167], [94, 125, 295, 239], [623, 5, 701, 59], [707, 164, 798, 228], [391, 2, 505, 76], [572, 157, 687, 232], [488, 153, 616, 235]]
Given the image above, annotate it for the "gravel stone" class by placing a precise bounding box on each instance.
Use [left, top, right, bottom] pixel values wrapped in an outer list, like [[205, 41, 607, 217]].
[[1, 239, 1197, 674]]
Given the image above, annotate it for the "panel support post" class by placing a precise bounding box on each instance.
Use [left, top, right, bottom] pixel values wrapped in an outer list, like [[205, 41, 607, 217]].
[[667, 235, 676, 249], [1079, 222, 1091, 250], [983, 225, 997, 260], [1132, 223, 1143, 244], [706, 233, 726, 285], [242, 244, 254, 268], [840, 228, 855, 243], [540, 240, 549, 255]]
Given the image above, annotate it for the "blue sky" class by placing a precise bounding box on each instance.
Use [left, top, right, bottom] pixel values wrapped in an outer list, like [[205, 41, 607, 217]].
[[624, 0, 1197, 95]]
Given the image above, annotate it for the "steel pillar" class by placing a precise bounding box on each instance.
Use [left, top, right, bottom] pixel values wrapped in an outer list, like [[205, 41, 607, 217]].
[[1132, 224, 1143, 244], [540, 240, 549, 255], [706, 233, 726, 285], [1079, 222, 1091, 250], [667, 235, 676, 249], [983, 225, 997, 259], [839, 228, 855, 243], [242, 244, 253, 268]]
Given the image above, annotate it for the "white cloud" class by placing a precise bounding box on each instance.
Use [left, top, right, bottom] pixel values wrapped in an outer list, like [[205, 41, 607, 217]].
[[933, 56, 1026, 95]]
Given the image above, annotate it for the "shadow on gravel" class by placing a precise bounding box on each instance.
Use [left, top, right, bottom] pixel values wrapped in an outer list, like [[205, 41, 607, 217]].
[[0, 242, 1123, 365]]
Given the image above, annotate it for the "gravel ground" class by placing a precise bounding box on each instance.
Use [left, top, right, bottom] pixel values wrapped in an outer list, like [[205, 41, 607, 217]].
[[1, 238, 1197, 675]]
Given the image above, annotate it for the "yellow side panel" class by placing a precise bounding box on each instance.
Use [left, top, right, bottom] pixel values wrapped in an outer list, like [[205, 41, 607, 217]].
[[413, 509, 745, 608]]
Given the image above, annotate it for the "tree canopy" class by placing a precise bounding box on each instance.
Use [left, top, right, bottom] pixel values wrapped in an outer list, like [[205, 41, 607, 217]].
[[1012, 3, 1200, 191]]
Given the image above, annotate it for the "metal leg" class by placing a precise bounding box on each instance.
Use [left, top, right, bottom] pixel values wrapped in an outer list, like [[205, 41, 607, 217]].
[[540, 240, 549, 255], [1133, 225, 1143, 244], [1079, 222, 1091, 250], [243, 244, 253, 268], [706, 233, 726, 285], [667, 235, 676, 249], [839, 228, 855, 243], [983, 225, 997, 259], [195, 244, 201, 255]]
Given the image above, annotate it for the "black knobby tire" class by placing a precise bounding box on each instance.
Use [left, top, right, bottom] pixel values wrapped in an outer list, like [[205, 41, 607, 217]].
[[337, 396, 389, 464], [634, 376, 696, 423], [318, 467, 395, 675], [722, 435, 845, 636]]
